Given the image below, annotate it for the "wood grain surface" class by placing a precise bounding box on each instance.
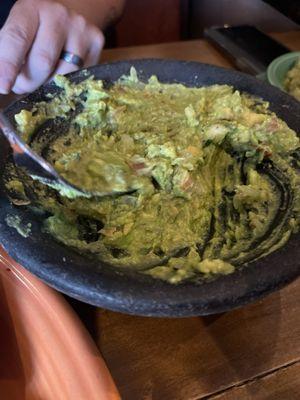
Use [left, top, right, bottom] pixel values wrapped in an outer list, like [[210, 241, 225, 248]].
[[76, 279, 300, 400], [102, 31, 300, 66], [208, 362, 300, 400], [78, 30, 300, 400]]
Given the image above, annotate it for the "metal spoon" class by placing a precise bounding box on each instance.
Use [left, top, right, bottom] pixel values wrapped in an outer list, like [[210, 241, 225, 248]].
[[0, 112, 134, 199]]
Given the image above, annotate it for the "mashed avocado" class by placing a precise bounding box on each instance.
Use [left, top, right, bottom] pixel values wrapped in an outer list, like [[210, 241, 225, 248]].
[[5, 215, 31, 238], [6, 67, 300, 284], [284, 58, 300, 101]]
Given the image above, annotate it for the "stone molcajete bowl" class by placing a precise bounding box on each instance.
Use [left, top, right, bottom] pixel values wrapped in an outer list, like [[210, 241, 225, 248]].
[[0, 59, 299, 317]]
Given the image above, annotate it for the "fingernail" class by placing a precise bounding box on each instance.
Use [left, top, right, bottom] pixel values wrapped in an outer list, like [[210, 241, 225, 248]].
[[0, 78, 12, 94]]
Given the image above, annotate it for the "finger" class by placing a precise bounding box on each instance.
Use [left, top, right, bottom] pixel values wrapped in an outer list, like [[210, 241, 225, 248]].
[[12, 3, 68, 94], [51, 14, 91, 77], [85, 28, 105, 67], [0, 2, 38, 93]]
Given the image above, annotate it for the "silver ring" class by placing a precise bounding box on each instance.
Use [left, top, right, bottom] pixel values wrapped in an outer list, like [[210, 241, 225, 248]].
[[60, 50, 84, 68]]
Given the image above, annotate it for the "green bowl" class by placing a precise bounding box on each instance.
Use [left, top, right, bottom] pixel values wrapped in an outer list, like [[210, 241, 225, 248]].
[[267, 51, 300, 91]]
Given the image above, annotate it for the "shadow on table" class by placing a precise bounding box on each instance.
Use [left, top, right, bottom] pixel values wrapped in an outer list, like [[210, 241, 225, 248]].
[[66, 296, 100, 339]]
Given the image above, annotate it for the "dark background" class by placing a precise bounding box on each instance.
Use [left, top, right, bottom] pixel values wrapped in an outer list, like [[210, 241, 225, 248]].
[[106, 0, 300, 48]]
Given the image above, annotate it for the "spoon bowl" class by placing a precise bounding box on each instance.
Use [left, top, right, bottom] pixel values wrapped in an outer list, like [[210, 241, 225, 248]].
[[0, 112, 134, 199]]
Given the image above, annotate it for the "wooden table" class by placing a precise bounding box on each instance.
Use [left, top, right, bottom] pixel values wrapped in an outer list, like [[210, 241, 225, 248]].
[[70, 31, 300, 400]]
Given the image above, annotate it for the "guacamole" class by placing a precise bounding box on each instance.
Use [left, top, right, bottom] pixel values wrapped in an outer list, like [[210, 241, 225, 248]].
[[284, 58, 300, 101], [6, 67, 300, 284], [5, 215, 31, 238]]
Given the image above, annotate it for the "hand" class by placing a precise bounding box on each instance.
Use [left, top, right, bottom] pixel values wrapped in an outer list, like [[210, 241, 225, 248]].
[[0, 0, 105, 94]]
